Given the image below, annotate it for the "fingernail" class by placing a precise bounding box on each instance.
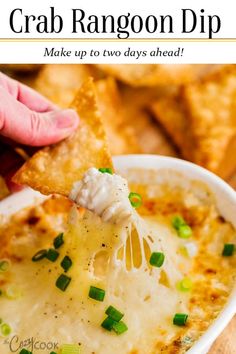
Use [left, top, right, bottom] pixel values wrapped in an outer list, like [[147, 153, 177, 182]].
[[53, 109, 79, 130]]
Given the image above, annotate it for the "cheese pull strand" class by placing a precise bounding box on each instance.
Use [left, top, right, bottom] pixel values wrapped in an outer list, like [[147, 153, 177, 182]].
[[69, 168, 133, 225]]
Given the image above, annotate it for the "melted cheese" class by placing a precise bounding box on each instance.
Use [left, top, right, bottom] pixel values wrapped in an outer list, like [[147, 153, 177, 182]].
[[0, 170, 235, 354], [69, 168, 133, 224], [0, 211, 192, 354]]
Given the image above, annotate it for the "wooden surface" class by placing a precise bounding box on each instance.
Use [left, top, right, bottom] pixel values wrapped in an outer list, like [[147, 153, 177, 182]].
[[208, 315, 236, 353]]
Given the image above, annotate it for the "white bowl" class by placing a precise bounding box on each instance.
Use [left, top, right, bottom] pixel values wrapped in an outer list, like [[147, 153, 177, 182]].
[[0, 155, 235, 354]]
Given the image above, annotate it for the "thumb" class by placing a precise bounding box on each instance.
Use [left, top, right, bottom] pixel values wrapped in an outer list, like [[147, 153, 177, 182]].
[[0, 89, 79, 146], [21, 109, 79, 146]]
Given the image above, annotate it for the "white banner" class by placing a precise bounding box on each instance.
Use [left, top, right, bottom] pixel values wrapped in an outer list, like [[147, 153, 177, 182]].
[[0, 0, 236, 63], [0, 40, 235, 64]]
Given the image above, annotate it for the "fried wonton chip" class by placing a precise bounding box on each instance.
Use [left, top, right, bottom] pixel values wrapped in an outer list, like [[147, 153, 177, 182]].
[[150, 91, 192, 159], [183, 65, 236, 173], [217, 135, 236, 179], [151, 65, 236, 178], [13, 78, 112, 196], [120, 85, 178, 156], [36, 66, 139, 155], [96, 77, 176, 155], [35, 64, 97, 108], [0, 176, 10, 201], [95, 78, 140, 155], [32, 64, 182, 156], [34, 66, 138, 155], [96, 64, 215, 87]]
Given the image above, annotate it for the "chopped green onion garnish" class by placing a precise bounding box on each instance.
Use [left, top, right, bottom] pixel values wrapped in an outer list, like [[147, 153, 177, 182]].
[[89, 286, 105, 302], [112, 321, 128, 335], [60, 344, 81, 354], [19, 350, 32, 354], [0, 259, 11, 272], [5, 285, 22, 299], [32, 249, 47, 262], [50, 352, 57, 354], [53, 233, 64, 249], [173, 313, 188, 326], [128, 192, 142, 208], [178, 225, 192, 239], [172, 216, 192, 238], [149, 252, 165, 267], [177, 277, 193, 292], [98, 168, 113, 174], [101, 316, 117, 331], [105, 306, 124, 322], [222, 243, 235, 256], [61, 256, 72, 272], [172, 216, 186, 230], [1, 323, 11, 336], [46, 248, 59, 262], [56, 274, 71, 292]]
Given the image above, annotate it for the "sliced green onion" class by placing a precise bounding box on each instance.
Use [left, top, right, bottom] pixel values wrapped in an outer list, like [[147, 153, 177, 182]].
[[89, 286, 105, 302], [222, 243, 235, 256], [172, 216, 192, 239], [105, 306, 124, 322], [46, 248, 59, 262], [178, 225, 192, 239], [5, 285, 22, 299], [98, 168, 113, 174], [149, 252, 165, 267], [101, 316, 117, 331], [173, 313, 188, 326], [53, 233, 64, 249], [61, 256, 72, 272], [172, 216, 186, 230], [56, 274, 71, 292], [0, 259, 11, 272], [50, 352, 57, 354], [112, 321, 128, 335], [128, 192, 142, 208], [60, 343, 81, 354], [32, 249, 47, 262], [177, 277, 193, 292], [19, 350, 32, 354], [1, 323, 11, 336]]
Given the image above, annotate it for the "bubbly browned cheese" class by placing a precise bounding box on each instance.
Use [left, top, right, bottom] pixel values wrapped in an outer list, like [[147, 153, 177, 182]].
[[0, 196, 71, 261], [128, 180, 236, 353], [0, 178, 235, 354]]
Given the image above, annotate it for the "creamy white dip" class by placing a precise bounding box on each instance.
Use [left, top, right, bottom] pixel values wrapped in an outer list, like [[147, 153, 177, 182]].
[[69, 168, 133, 224]]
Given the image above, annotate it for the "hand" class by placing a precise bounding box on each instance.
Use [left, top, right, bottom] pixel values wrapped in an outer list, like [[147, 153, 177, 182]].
[[0, 72, 79, 145], [0, 72, 79, 193]]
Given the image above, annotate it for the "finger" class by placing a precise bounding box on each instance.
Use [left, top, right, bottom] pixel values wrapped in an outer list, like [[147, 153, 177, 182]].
[[0, 72, 57, 112], [0, 88, 79, 146]]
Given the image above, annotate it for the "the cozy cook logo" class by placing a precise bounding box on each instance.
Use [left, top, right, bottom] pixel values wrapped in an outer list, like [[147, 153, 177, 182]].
[[3, 335, 59, 352]]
